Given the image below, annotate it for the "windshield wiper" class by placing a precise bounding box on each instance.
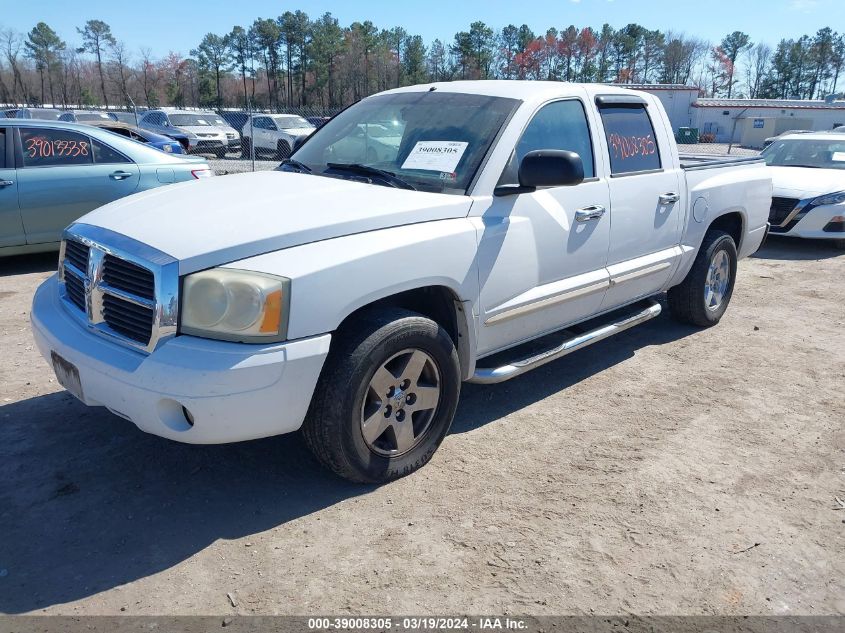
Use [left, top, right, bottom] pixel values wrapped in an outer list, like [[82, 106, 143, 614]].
[[279, 158, 312, 173], [325, 162, 416, 190]]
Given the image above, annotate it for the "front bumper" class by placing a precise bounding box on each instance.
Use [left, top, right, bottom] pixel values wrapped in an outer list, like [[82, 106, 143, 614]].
[[770, 202, 845, 240], [31, 275, 331, 444]]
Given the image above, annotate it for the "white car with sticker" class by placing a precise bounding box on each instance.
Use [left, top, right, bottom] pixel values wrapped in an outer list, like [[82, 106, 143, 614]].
[[31, 81, 772, 482], [761, 132, 845, 248]]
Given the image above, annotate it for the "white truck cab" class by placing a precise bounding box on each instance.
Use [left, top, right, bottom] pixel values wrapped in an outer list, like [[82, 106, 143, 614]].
[[31, 81, 772, 482]]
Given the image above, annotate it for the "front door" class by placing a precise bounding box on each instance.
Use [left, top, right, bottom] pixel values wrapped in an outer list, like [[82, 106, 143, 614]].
[[0, 126, 25, 248], [475, 97, 612, 357], [17, 127, 140, 244], [596, 100, 684, 309]]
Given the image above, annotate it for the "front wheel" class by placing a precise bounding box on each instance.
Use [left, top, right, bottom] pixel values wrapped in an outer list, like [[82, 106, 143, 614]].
[[241, 137, 252, 158], [301, 308, 461, 483], [668, 229, 738, 327], [214, 147, 227, 159], [276, 140, 292, 160]]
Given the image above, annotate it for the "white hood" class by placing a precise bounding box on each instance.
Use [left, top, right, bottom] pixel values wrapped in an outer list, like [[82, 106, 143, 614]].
[[78, 171, 472, 274], [281, 127, 315, 138], [180, 126, 228, 138], [770, 166, 845, 198]]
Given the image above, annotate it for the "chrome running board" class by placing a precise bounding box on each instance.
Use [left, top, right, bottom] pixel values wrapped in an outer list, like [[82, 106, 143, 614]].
[[469, 300, 662, 384]]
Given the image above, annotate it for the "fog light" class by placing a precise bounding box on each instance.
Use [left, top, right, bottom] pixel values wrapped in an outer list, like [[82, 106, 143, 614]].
[[823, 216, 845, 233]]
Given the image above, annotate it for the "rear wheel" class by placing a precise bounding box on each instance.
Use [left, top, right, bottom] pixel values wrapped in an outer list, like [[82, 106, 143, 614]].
[[241, 137, 252, 158], [668, 229, 738, 327], [302, 308, 461, 483]]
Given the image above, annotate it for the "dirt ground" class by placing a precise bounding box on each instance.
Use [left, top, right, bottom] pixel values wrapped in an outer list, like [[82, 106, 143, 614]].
[[0, 235, 843, 616]]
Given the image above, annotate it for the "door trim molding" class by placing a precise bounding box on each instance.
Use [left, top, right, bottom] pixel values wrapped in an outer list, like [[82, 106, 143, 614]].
[[484, 279, 610, 326], [609, 261, 672, 286]]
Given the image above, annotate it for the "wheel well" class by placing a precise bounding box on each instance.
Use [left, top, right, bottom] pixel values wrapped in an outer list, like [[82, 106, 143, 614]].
[[707, 212, 744, 250], [336, 286, 469, 373]]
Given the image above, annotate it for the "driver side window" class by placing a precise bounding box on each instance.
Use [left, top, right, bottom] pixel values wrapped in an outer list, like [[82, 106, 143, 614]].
[[499, 99, 595, 185]]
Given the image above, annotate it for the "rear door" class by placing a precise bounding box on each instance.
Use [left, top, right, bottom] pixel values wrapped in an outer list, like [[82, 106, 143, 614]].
[[596, 96, 684, 309], [0, 126, 25, 248], [16, 127, 140, 244]]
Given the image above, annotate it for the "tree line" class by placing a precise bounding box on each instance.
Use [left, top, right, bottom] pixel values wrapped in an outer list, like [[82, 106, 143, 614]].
[[2, 13, 844, 114]]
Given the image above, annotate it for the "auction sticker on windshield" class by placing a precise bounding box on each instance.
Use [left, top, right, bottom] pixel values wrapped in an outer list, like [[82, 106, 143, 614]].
[[401, 141, 468, 172]]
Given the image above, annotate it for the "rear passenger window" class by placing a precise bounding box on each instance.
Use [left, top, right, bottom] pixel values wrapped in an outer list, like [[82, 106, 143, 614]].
[[20, 128, 93, 167], [0, 129, 5, 168], [500, 99, 595, 185], [598, 105, 661, 175], [92, 139, 130, 164]]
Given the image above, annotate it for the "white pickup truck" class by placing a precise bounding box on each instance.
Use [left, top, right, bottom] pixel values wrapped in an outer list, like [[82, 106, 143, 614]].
[[31, 82, 771, 482]]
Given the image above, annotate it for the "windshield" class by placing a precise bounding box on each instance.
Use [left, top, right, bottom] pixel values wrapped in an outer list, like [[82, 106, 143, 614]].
[[287, 91, 519, 195], [762, 138, 845, 170], [272, 115, 313, 130], [169, 113, 219, 127]]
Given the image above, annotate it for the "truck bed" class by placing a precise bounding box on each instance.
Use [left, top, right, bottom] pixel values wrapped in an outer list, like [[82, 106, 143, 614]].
[[679, 154, 765, 171]]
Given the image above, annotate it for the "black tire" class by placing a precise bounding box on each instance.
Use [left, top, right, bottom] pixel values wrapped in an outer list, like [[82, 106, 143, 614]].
[[668, 229, 738, 327], [241, 137, 252, 159], [302, 308, 461, 483], [834, 239, 845, 251], [276, 140, 292, 160], [214, 147, 227, 159]]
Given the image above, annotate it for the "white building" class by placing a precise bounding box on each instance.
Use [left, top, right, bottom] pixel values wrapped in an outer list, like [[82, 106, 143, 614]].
[[690, 98, 845, 147], [626, 86, 845, 148]]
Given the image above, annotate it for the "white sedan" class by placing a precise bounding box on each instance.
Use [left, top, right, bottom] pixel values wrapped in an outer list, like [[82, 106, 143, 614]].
[[762, 132, 845, 248]]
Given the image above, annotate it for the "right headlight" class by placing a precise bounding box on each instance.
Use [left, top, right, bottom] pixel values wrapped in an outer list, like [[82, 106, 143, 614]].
[[810, 191, 845, 207], [180, 268, 290, 343]]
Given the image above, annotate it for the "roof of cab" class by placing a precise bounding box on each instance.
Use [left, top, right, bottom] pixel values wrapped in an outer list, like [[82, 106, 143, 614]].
[[377, 80, 647, 101]]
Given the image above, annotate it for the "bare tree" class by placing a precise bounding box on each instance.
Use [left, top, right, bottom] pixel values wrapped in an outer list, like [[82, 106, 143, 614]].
[[745, 43, 771, 98]]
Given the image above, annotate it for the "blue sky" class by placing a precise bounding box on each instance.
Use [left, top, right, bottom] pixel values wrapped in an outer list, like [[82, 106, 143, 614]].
[[2, 0, 843, 56]]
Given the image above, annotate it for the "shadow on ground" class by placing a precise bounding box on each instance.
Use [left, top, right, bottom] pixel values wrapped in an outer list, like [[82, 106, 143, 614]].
[[752, 235, 843, 261], [0, 302, 696, 613], [0, 252, 58, 278]]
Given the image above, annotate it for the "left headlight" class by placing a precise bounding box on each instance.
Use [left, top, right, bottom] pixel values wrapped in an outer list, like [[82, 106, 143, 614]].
[[810, 191, 845, 206], [181, 269, 290, 343]]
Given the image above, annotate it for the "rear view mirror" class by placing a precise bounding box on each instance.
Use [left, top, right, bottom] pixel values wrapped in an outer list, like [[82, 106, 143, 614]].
[[518, 150, 584, 188]]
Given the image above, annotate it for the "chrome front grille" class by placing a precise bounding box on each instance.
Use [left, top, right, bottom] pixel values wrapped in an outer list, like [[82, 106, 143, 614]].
[[64, 239, 89, 273], [63, 270, 86, 312], [102, 254, 155, 300], [58, 224, 179, 353], [102, 294, 154, 344]]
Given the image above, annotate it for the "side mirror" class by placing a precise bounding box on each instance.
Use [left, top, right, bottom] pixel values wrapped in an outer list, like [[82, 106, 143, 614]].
[[293, 136, 308, 152], [518, 150, 584, 188]]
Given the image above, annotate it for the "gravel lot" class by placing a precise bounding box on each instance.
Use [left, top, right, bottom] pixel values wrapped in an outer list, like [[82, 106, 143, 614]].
[[0, 236, 843, 616]]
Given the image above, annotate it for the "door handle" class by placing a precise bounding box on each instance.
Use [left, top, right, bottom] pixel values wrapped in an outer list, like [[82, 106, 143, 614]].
[[659, 192, 680, 204], [0, 180, 13, 187], [109, 171, 133, 181], [575, 205, 606, 222]]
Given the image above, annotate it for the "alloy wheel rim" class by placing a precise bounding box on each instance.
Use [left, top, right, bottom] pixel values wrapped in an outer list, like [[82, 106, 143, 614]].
[[360, 348, 441, 457], [704, 250, 730, 311]]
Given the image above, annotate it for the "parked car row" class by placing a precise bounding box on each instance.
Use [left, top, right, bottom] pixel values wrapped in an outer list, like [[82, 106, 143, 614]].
[[0, 119, 212, 257]]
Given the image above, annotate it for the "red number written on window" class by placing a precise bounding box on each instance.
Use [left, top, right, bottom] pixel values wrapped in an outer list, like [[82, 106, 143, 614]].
[[608, 133, 656, 161], [25, 137, 89, 160]]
